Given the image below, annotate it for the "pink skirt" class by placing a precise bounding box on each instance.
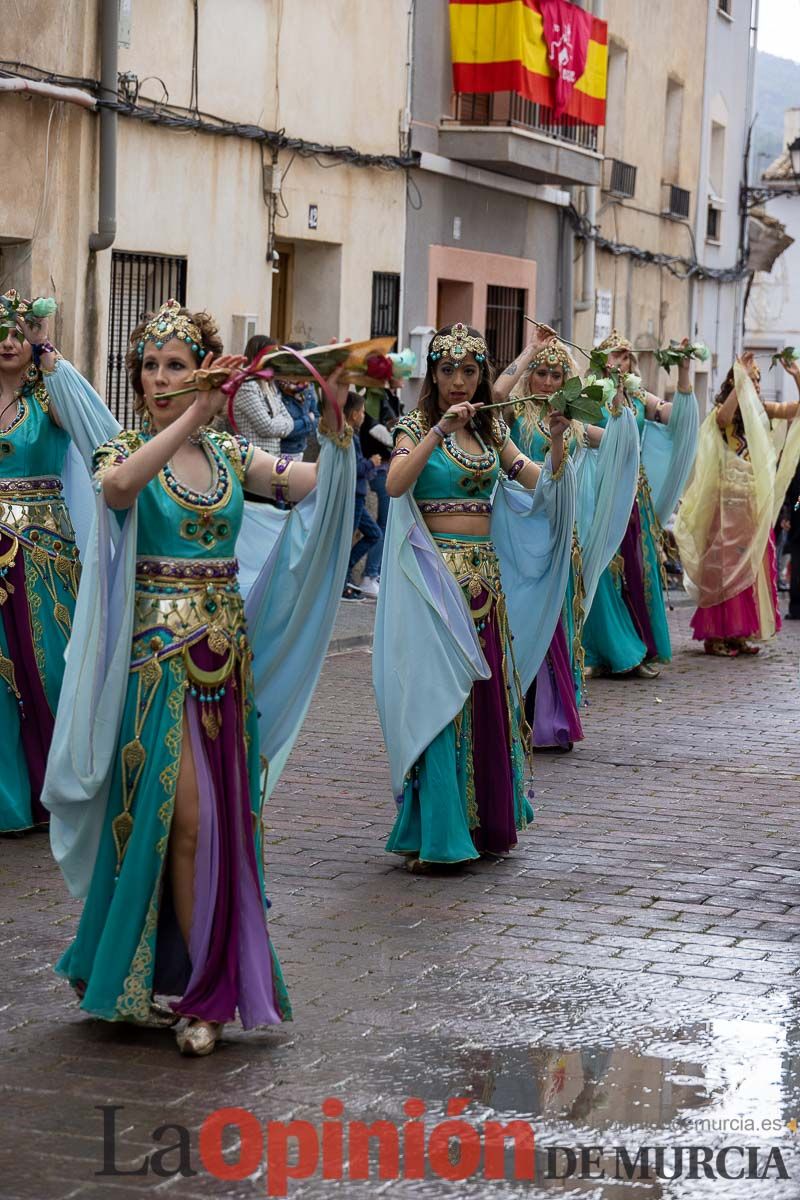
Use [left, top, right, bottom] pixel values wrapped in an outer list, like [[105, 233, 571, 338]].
[[690, 531, 781, 641]]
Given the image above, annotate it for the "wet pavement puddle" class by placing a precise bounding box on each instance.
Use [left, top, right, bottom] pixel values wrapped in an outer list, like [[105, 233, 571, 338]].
[[279, 1019, 800, 1198]]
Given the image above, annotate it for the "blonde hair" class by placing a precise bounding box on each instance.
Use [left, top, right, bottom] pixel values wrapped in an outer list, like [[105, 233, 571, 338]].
[[511, 343, 583, 445]]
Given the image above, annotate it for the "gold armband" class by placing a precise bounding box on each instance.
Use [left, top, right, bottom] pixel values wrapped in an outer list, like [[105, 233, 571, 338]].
[[271, 454, 294, 502], [507, 456, 527, 482]]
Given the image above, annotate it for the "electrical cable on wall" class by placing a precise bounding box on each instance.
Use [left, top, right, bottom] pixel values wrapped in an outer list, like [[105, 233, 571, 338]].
[[567, 205, 749, 285], [0, 61, 418, 172]]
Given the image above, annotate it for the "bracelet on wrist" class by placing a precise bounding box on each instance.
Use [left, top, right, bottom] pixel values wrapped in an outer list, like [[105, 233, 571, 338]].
[[432, 423, 447, 440], [32, 341, 56, 368]]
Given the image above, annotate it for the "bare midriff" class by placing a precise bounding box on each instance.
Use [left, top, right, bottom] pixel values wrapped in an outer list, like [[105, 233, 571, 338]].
[[422, 513, 492, 537]]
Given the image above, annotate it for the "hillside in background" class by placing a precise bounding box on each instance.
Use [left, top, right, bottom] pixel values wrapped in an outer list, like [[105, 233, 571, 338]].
[[753, 51, 800, 178]]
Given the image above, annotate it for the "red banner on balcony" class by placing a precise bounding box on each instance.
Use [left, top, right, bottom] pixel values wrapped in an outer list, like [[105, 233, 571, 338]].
[[449, 0, 607, 126]]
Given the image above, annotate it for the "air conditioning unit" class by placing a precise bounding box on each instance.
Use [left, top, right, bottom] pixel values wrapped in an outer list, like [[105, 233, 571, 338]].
[[231, 313, 259, 355], [662, 183, 691, 220], [602, 157, 637, 198]]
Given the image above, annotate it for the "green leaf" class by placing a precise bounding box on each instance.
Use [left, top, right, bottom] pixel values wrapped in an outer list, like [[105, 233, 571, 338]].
[[770, 346, 799, 370], [588, 349, 608, 374], [567, 395, 604, 423], [548, 389, 567, 413], [561, 375, 584, 401]]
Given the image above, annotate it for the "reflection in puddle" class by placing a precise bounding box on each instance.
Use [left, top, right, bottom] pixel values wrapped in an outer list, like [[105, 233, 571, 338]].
[[325, 1019, 800, 1196]]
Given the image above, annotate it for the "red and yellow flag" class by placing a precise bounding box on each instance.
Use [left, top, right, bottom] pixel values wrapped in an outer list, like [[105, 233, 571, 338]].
[[450, 0, 608, 126]]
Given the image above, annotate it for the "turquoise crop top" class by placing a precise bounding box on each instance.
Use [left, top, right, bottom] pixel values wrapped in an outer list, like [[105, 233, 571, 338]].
[[0, 364, 69, 480], [393, 408, 509, 502], [510, 401, 584, 465], [93, 428, 253, 558], [597, 390, 645, 435]]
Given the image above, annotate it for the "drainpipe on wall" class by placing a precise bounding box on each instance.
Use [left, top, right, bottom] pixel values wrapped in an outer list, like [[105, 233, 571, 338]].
[[574, 185, 596, 314], [735, 0, 760, 352], [89, 0, 119, 252], [559, 206, 575, 341]]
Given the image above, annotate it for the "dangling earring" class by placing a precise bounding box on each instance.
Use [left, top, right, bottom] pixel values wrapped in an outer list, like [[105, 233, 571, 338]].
[[141, 410, 153, 434]]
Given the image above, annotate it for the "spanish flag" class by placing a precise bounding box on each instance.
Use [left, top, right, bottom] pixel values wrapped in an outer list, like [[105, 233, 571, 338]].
[[450, 0, 608, 126]]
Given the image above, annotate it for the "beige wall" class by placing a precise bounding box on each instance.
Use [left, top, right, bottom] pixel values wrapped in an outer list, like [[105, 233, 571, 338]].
[[0, 0, 408, 401], [426, 245, 537, 329], [574, 0, 708, 392]]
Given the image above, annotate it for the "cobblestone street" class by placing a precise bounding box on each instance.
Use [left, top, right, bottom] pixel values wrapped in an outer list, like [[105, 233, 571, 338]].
[[2, 602, 800, 1198]]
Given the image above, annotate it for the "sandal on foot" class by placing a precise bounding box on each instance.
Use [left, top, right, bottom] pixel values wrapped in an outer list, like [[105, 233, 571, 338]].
[[633, 661, 661, 678], [175, 1020, 222, 1056], [704, 639, 738, 657]]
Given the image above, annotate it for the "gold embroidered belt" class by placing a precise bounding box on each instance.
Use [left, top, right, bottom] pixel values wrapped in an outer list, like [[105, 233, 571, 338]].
[[0, 475, 78, 577], [132, 556, 246, 665], [432, 534, 503, 620]]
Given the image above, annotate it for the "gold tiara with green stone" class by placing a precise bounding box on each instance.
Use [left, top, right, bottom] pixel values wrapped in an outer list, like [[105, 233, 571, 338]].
[[136, 299, 206, 359], [597, 328, 633, 354], [429, 322, 487, 364], [530, 341, 572, 372]]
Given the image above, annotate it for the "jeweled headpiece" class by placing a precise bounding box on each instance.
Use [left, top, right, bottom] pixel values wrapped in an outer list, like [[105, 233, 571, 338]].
[[0, 290, 57, 343], [1, 289, 23, 312], [529, 340, 572, 373], [136, 299, 205, 359], [597, 328, 633, 354], [429, 322, 487, 364]]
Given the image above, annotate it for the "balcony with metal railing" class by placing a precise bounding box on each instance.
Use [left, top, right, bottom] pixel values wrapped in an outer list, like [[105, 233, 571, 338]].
[[440, 91, 603, 187]]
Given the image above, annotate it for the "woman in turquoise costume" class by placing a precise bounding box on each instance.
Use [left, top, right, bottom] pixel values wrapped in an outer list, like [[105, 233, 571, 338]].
[[42, 301, 355, 1055], [492, 332, 639, 749], [0, 290, 119, 833], [581, 330, 698, 679], [373, 322, 576, 870]]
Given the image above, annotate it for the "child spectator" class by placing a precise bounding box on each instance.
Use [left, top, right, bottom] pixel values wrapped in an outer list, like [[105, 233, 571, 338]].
[[342, 392, 383, 601], [359, 388, 399, 592]]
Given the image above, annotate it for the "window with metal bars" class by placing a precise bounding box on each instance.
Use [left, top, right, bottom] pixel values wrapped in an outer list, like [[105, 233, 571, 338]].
[[664, 184, 691, 221], [106, 251, 188, 426], [485, 286, 525, 367], [370, 272, 401, 340], [605, 158, 637, 198]]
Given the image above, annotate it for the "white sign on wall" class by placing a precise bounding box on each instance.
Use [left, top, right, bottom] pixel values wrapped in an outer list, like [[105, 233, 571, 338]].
[[118, 0, 132, 47], [594, 289, 613, 346]]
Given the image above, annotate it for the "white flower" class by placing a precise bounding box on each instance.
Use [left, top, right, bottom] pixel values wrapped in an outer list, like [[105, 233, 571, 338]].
[[624, 372, 642, 392], [600, 378, 617, 404], [691, 342, 710, 362]]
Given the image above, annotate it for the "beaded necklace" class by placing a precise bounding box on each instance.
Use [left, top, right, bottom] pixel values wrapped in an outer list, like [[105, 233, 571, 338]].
[[0, 364, 38, 435], [442, 427, 496, 474], [160, 432, 232, 510]]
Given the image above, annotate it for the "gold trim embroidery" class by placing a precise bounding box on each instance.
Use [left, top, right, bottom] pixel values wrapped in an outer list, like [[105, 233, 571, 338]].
[[116, 658, 185, 1022], [0, 649, 20, 700], [113, 658, 164, 870]]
